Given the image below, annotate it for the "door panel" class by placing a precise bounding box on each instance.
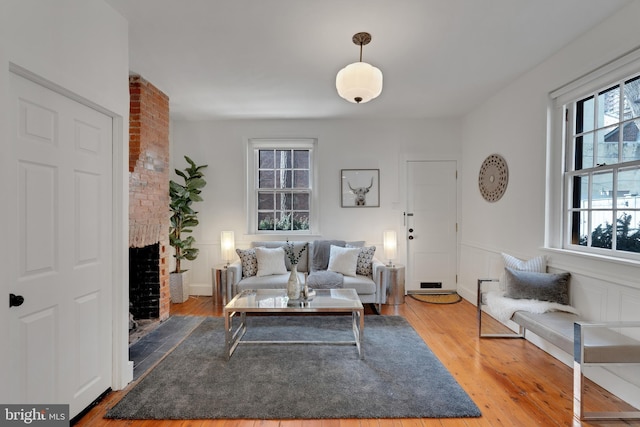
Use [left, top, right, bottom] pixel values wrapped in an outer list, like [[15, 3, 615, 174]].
[[8, 72, 113, 418], [407, 161, 457, 291]]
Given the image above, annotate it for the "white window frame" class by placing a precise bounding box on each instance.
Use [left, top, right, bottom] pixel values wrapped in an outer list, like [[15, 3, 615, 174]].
[[548, 48, 640, 261], [246, 138, 319, 235]]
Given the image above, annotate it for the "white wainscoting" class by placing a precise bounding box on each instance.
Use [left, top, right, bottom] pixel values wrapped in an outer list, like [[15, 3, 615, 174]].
[[459, 242, 640, 410]]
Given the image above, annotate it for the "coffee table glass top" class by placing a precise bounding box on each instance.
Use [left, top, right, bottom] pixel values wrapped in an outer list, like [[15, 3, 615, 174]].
[[225, 288, 363, 311]]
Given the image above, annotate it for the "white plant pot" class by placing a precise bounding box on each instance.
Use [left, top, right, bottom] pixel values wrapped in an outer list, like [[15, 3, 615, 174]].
[[170, 270, 191, 303]]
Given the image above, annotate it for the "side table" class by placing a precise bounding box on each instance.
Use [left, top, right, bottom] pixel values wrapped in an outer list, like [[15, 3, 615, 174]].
[[385, 264, 406, 305], [212, 264, 231, 306]]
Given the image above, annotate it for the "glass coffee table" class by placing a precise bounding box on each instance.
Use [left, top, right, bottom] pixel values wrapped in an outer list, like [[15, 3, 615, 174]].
[[224, 288, 364, 360]]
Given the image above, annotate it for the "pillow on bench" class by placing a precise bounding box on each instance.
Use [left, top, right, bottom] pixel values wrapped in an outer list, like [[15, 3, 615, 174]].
[[504, 267, 571, 305]]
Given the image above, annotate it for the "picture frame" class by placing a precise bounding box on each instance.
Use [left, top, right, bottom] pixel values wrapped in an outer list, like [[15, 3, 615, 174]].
[[341, 169, 380, 208]]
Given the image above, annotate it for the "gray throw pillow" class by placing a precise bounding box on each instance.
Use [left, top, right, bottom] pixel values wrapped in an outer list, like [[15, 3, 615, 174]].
[[504, 267, 570, 305]]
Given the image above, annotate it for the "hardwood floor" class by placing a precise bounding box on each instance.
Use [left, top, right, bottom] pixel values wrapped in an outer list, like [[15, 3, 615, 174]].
[[76, 296, 639, 427]]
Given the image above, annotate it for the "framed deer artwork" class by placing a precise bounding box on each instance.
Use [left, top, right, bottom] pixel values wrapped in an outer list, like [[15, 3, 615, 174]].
[[341, 169, 380, 208]]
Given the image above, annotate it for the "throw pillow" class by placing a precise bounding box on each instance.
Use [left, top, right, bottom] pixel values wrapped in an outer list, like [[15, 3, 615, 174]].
[[236, 248, 257, 278], [347, 244, 376, 277], [327, 245, 360, 277], [504, 267, 571, 305], [255, 247, 287, 277], [502, 252, 547, 272], [311, 240, 346, 272]]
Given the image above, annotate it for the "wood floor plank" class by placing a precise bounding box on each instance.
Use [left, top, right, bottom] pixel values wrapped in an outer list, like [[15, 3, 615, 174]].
[[74, 296, 639, 427]]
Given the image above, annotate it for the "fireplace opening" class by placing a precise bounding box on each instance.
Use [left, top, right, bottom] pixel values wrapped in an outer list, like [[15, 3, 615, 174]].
[[129, 243, 160, 320]]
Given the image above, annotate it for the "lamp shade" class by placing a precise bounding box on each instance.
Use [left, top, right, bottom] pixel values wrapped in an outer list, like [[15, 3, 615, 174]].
[[383, 230, 397, 263], [336, 61, 383, 104], [220, 231, 235, 264]]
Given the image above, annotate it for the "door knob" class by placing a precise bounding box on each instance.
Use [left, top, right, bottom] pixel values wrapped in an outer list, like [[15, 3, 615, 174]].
[[10, 293, 24, 308]]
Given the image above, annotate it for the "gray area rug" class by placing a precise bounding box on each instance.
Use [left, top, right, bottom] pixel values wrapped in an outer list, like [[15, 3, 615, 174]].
[[107, 315, 481, 420]]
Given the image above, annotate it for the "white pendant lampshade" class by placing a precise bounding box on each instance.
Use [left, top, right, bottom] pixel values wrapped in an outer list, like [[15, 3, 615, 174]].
[[220, 231, 235, 265], [336, 32, 383, 104], [383, 230, 397, 266], [336, 62, 383, 104]]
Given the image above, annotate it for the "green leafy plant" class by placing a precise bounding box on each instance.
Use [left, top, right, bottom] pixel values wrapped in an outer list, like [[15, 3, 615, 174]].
[[169, 156, 208, 273]]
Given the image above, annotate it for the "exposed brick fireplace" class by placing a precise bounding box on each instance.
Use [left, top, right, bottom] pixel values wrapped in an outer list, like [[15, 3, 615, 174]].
[[129, 75, 170, 322]]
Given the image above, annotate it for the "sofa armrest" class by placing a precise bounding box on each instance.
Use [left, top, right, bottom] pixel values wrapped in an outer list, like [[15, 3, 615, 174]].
[[226, 261, 242, 297], [372, 258, 387, 305]]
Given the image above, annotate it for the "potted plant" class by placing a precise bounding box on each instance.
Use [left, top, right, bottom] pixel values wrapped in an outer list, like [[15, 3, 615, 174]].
[[169, 155, 208, 303]]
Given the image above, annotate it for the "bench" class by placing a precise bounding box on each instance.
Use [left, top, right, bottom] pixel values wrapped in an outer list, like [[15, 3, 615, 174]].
[[477, 278, 640, 421]]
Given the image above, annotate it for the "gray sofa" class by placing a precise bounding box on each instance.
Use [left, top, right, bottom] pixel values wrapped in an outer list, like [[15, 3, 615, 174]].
[[226, 240, 388, 305]]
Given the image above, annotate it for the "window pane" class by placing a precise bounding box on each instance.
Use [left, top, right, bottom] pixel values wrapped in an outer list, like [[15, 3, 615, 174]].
[[275, 150, 292, 168], [275, 211, 291, 231], [618, 167, 640, 205], [575, 210, 588, 246], [592, 172, 613, 206], [292, 211, 310, 230], [293, 193, 309, 210], [257, 192, 274, 209], [293, 170, 309, 188], [275, 193, 292, 210], [623, 76, 640, 120], [590, 210, 613, 249], [617, 211, 640, 253], [276, 170, 292, 188], [294, 150, 309, 169], [258, 170, 274, 188], [572, 175, 589, 209], [259, 150, 274, 168], [576, 134, 593, 170], [597, 85, 620, 127], [258, 213, 275, 230], [576, 96, 594, 133], [596, 126, 618, 165], [622, 119, 640, 162]]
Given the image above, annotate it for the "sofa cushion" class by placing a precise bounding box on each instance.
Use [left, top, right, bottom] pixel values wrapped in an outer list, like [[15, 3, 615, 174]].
[[504, 267, 571, 305], [343, 275, 376, 295], [255, 247, 287, 277], [236, 248, 258, 278], [328, 245, 360, 277], [235, 273, 302, 293]]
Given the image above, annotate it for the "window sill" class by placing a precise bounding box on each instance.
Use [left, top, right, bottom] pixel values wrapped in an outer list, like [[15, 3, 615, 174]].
[[541, 247, 640, 289]]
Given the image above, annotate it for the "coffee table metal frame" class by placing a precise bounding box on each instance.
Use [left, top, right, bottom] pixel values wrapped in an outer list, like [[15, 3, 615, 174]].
[[224, 288, 364, 360]]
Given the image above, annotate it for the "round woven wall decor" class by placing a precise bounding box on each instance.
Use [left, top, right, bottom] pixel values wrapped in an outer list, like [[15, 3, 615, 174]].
[[478, 154, 508, 202]]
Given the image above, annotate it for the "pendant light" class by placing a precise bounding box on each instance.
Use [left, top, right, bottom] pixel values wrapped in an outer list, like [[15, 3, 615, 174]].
[[336, 32, 383, 104]]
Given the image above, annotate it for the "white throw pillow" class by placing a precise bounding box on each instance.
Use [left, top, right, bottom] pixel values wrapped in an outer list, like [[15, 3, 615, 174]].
[[501, 253, 547, 272], [255, 247, 287, 277], [327, 245, 360, 277]]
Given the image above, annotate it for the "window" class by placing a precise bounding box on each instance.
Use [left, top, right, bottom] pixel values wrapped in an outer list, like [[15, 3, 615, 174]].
[[247, 139, 317, 234], [564, 74, 640, 257]]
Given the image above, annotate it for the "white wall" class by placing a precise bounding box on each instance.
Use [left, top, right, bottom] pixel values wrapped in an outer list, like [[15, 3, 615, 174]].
[[458, 0, 640, 407], [0, 0, 131, 393], [171, 118, 461, 294]]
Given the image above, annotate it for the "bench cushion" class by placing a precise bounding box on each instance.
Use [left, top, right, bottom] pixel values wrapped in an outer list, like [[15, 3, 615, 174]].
[[513, 311, 640, 362], [513, 311, 578, 354]]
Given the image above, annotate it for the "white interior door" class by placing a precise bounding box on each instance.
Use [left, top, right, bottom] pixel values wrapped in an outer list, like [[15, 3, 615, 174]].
[[406, 161, 457, 292], [6, 72, 113, 418]]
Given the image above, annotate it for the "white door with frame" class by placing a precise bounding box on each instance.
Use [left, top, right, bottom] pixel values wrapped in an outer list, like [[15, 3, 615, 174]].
[[4, 72, 113, 418], [406, 160, 458, 292]]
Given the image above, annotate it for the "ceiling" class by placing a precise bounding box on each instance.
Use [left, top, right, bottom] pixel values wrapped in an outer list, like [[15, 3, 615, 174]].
[[104, 0, 632, 121]]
